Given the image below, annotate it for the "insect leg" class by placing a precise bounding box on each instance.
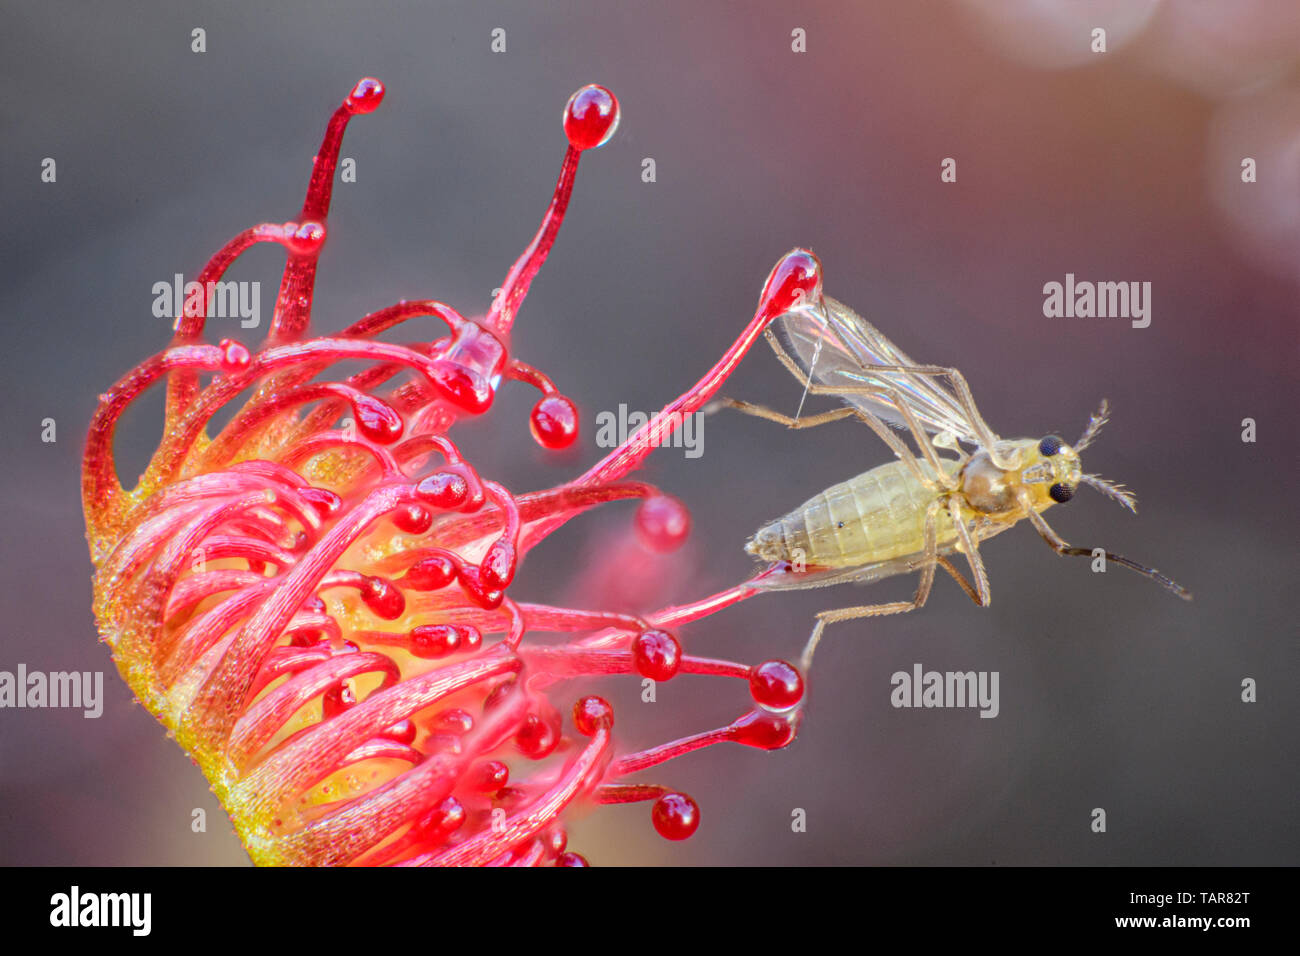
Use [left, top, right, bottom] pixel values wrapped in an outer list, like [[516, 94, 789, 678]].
[[800, 499, 944, 672], [935, 556, 982, 605], [713, 398, 859, 430], [947, 496, 991, 606], [1017, 490, 1192, 600]]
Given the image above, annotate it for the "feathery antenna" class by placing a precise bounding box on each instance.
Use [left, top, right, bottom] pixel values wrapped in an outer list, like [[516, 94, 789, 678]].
[[1081, 473, 1138, 513], [1074, 399, 1111, 452]]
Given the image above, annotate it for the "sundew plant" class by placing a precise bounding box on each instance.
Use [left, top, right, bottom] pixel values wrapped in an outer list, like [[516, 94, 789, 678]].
[[82, 78, 821, 867]]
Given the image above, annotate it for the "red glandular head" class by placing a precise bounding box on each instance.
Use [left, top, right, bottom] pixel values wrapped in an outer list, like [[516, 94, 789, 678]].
[[83, 79, 816, 866]]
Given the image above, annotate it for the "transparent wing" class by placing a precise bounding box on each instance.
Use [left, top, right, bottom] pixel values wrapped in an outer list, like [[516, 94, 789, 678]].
[[774, 296, 984, 446]]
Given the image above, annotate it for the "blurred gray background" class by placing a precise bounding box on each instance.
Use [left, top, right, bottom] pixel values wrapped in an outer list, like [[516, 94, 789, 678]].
[[1, 1, 1296, 865]]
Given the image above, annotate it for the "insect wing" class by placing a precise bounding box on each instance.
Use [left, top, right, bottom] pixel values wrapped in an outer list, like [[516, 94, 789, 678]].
[[775, 296, 982, 446]]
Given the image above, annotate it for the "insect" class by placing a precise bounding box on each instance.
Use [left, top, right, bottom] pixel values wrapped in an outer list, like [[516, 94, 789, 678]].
[[720, 287, 1191, 670]]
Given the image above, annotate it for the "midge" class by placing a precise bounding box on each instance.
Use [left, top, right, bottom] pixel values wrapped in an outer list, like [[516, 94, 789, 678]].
[[720, 251, 1190, 670]]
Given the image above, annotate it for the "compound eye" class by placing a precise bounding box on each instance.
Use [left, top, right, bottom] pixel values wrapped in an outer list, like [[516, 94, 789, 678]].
[[1038, 435, 1063, 457], [1048, 482, 1075, 503]]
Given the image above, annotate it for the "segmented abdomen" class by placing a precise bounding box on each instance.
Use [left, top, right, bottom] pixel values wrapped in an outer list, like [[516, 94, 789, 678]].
[[747, 459, 960, 567]]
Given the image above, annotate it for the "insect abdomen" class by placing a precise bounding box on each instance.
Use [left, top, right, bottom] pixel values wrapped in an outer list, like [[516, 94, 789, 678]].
[[747, 460, 958, 567]]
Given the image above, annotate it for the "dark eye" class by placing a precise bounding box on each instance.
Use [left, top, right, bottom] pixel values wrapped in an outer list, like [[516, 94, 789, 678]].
[[1038, 435, 1063, 457], [1048, 482, 1074, 503]]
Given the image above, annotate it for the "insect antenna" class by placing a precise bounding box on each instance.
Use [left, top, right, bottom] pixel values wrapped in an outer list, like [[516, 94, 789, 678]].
[[1074, 399, 1111, 451], [1081, 473, 1138, 514], [1059, 546, 1192, 601]]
